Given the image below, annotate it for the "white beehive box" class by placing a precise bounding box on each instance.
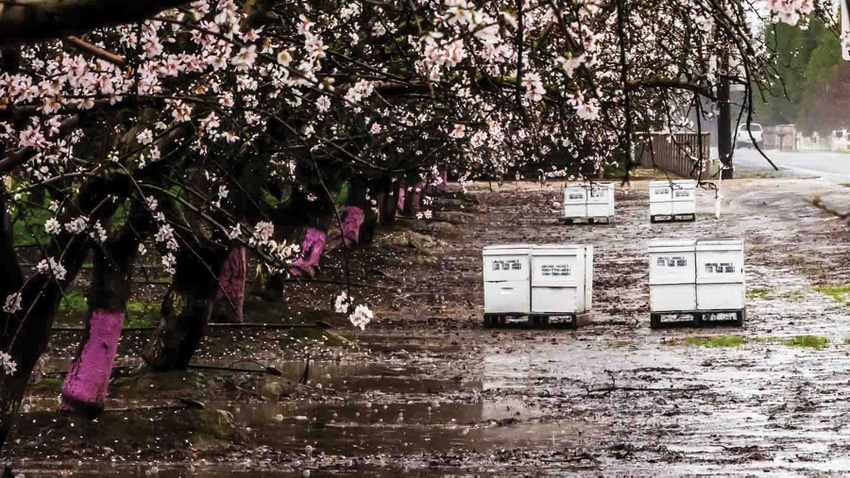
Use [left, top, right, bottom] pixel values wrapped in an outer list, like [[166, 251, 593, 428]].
[[586, 184, 615, 218], [649, 239, 697, 312], [562, 184, 587, 219], [530, 245, 593, 315], [671, 180, 696, 216], [562, 183, 614, 221], [650, 180, 696, 221], [696, 239, 745, 311], [482, 245, 532, 315], [649, 181, 673, 217]]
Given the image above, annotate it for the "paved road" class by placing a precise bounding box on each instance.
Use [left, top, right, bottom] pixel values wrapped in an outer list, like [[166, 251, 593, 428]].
[[729, 147, 850, 182]]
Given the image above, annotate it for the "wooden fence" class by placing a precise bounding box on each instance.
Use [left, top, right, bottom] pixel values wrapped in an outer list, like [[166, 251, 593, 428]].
[[635, 132, 713, 179]]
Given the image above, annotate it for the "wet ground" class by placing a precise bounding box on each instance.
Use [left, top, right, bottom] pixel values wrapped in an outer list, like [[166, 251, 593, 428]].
[[10, 172, 850, 476]]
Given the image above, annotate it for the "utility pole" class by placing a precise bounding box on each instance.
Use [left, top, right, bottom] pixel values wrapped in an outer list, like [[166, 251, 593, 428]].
[[717, 50, 733, 179]]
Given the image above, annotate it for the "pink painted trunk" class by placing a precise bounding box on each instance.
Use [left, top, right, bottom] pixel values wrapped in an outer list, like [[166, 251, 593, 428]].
[[425, 170, 448, 194], [340, 206, 364, 248], [396, 187, 406, 215], [437, 169, 448, 193], [60, 310, 124, 412], [289, 228, 327, 278], [413, 182, 424, 209], [216, 247, 246, 323]]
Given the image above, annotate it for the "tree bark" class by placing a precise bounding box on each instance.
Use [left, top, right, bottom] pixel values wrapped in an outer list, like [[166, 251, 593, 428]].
[[396, 186, 406, 217], [289, 226, 327, 278], [717, 49, 734, 179], [211, 246, 246, 323], [60, 212, 149, 415], [347, 177, 376, 244], [339, 205, 364, 247], [142, 247, 224, 371], [377, 177, 398, 226], [403, 181, 424, 216]]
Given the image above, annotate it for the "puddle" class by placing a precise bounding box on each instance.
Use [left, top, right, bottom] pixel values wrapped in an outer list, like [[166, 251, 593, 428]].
[[231, 397, 563, 455]]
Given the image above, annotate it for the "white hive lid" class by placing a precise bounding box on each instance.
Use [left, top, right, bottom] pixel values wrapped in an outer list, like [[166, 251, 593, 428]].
[[649, 181, 671, 188], [649, 239, 696, 253], [532, 244, 585, 250], [483, 244, 533, 255], [484, 244, 533, 250], [531, 244, 586, 256], [697, 238, 744, 250]]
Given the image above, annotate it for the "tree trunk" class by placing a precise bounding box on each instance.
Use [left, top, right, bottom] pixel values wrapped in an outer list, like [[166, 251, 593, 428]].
[[396, 186, 406, 217], [717, 49, 733, 179], [60, 218, 147, 415], [142, 247, 224, 371], [403, 181, 423, 216], [437, 168, 448, 192], [0, 176, 131, 446], [211, 246, 246, 323], [339, 206, 364, 248], [378, 177, 398, 226], [425, 168, 448, 195], [346, 178, 376, 244], [289, 227, 327, 278]]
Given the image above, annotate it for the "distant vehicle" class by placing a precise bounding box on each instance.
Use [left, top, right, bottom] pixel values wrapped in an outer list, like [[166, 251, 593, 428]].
[[736, 123, 763, 147]]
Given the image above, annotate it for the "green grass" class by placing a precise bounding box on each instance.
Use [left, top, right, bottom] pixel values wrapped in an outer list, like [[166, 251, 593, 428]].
[[125, 315, 157, 328], [11, 198, 54, 248], [783, 335, 829, 350], [684, 335, 748, 348], [59, 291, 88, 312], [813, 284, 850, 305], [843, 338, 850, 345], [747, 287, 771, 300], [125, 300, 159, 328], [59, 294, 158, 328], [840, 183, 850, 189], [681, 334, 832, 350], [10, 191, 130, 247]]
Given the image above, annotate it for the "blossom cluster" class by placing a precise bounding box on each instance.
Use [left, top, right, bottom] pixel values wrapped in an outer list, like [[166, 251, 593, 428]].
[[334, 292, 374, 330]]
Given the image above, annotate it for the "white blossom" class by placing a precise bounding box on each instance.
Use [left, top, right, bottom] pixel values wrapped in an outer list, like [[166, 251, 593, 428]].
[[334, 291, 350, 314], [3, 293, 22, 314], [36, 258, 67, 281], [44, 218, 60, 234], [0, 352, 16, 376], [348, 304, 373, 330]]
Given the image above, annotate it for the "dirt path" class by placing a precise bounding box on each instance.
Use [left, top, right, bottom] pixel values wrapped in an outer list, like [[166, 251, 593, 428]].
[[10, 176, 850, 476]]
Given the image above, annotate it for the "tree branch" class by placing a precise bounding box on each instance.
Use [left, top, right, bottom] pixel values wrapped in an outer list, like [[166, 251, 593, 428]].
[[65, 36, 127, 67], [0, 0, 190, 46]]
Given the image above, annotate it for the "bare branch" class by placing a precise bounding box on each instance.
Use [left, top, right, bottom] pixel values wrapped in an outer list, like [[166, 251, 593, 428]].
[[65, 36, 127, 67]]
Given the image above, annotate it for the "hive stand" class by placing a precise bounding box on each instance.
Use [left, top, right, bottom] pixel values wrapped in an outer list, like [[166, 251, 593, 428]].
[[483, 312, 593, 330], [558, 216, 612, 225], [650, 213, 696, 223], [650, 309, 745, 329]]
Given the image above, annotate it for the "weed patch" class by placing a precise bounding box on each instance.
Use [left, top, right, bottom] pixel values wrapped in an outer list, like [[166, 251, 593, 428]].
[[684, 335, 748, 348], [814, 284, 850, 305], [747, 287, 771, 300], [783, 335, 829, 350], [59, 291, 88, 312]]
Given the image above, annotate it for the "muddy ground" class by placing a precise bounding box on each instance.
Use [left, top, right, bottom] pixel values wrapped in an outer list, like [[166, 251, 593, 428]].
[[8, 171, 850, 476]]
